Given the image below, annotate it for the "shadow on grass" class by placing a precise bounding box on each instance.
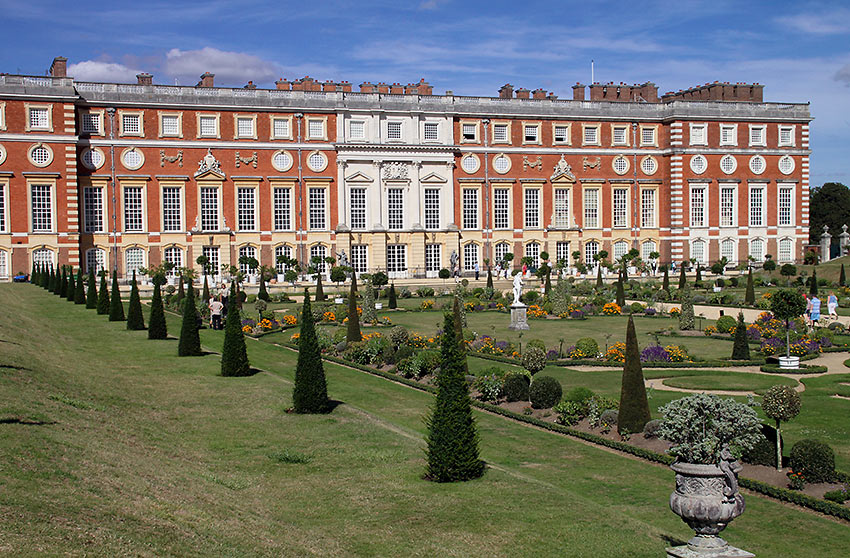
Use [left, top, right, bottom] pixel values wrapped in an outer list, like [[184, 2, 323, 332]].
[[285, 399, 345, 414], [0, 416, 57, 426], [0, 364, 31, 372], [660, 534, 687, 547]]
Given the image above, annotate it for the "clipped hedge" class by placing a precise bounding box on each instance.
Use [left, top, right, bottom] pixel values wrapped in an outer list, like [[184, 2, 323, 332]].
[[285, 343, 850, 522], [759, 364, 828, 374]]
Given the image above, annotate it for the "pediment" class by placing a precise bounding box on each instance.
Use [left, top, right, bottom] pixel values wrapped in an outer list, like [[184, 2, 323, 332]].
[[194, 168, 226, 180], [420, 172, 447, 184], [344, 171, 374, 183]]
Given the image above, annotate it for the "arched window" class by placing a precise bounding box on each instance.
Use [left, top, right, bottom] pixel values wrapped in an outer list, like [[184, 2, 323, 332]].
[[0, 250, 8, 279], [613, 241, 629, 261], [584, 241, 598, 267], [125, 247, 145, 278], [310, 244, 327, 274], [721, 239, 736, 264], [463, 242, 479, 271], [164, 246, 183, 277], [495, 242, 511, 263], [749, 238, 765, 263], [525, 242, 540, 269], [778, 238, 793, 263], [691, 239, 706, 266], [85, 248, 106, 274], [275, 245, 292, 274], [641, 240, 657, 262], [32, 247, 55, 269], [239, 245, 257, 275]]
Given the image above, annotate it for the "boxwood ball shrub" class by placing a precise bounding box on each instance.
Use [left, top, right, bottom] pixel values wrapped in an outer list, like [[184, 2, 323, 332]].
[[789, 440, 835, 483], [389, 325, 409, 348], [643, 419, 663, 438], [502, 373, 530, 402], [521, 346, 547, 374], [715, 315, 737, 333], [742, 424, 781, 468], [529, 376, 563, 409], [526, 338, 546, 352], [575, 337, 599, 358]]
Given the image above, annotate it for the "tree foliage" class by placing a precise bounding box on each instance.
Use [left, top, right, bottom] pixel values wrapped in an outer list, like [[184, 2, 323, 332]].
[[388, 284, 398, 309], [809, 182, 850, 245], [731, 312, 751, 360], [618, 315, 651, 435], [292, 290, 331, 413], [763, 385, 802, 471], [148, 280, 168, 340], [424, 313, 485, 482], [108, 271, 125, 321]]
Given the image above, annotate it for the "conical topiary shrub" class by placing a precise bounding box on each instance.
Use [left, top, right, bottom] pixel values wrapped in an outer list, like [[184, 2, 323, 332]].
[[731, 312, 751, 360], [148, 279, 168, 340], [678, 287, 695, 330], [56, 267, 66, 296], [74, 269, 86, 304], [97, 273, 110, 314], [388, 284, 397, 309], [596, 264, 603, 290], [292, 289, 330, 413], [178, 282, 202, 356], [424, 312, 485, 482], [840, 264, 846, 287], [108, 271, 125, 321], [486, 266, 493, 290], [315, 270, 325, 301], [176, 276, 185, 307], [126, 271, 145, 330], [86, 269, 97, 308], [744, 268, 755, 306], [48, 266, 56, 292], [258, 274, 270, 302], [346, 273, 361, 344], [616, 275, 626, 308], [221, 283, 251, 377], [662, 266, 670, 294], [678, 265, 686, 291], [618, 315, 652, 435], [695, 264, 702, 285], [65, 268, 76, 301]]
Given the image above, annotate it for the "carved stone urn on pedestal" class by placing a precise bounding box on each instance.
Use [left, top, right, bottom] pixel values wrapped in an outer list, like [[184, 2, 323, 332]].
[[667, 458, 752, 557]]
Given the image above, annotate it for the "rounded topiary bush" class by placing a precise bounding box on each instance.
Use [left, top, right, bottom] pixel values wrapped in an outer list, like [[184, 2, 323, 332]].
[[575, 337, 599, 358], [521, 347, 547, 374], [389, 325, 409, 347], [630, 302, 645, 314], [564, 386, 595, 403], [789, 439, 835, 483], [526, 338, 546, 352], [529, 376, 563, 409], [715, 315, 737, 333], [502, 374, 530, 402], [643, 419, 663, 438]]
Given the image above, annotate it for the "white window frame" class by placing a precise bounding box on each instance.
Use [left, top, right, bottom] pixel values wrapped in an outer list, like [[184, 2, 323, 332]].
[[749, 125, 766, 147], [553, 123, 571, 145], [493, 188, 510, 230], [613, 241, 629, 262], [719, 124, 738, 147], [387, 188, 404, 230], [386, 244, 407, 276], [460, 120, 479, 143], [119, 110, 143, 137], [125, 247, 145, 277], [720, 186, 737, 228], [720, 154, 737, 175], [197, 114, 220, 139], [778, 184, 794, 227], [162, 186, 183, 232], [749, 238, 765, 263], [463, 242, 479, 272], [275, 245, 293, 274], [582, 125, 600, 146], [423, 121, 439, 142], [30, 182, 55, 233], [25, 104, 52, 132], [556, 241, 570, 267], [425, 243, 441, 275], [524, 242, 540, 269], [350, 187, 367, 230], [611, 125, 629, 146], [202, 246, 219, 277], [492, 122, 510, 144], [122, 186, 145, 233], [495, 242, 511, 264], [273, 187, 292, 231], [0, 181, 7, 233], [236, 186, 257, 231], [554, 188, 570, 228], [386, 121, 403, 141], [85, 248, 106, 275], [689, 123, 707, 146], [83, 186, 104, 233], [164, 246, 184, 277], [583, 188, 599, 228], [158, 112, 182, 138], [424, 188, 440, 230], [306, 151, 328, 172], [641, 240, 657, 263], [640, 125, 658, 147], [524, 188, 540, 229], [271, 150, 293, 173], [351, 244, 368, 275], [640, 188, 657, 228], [721, 238, 736, 264], [584, 241, 598, 267], [689, 185, 707, 228], [690, 239, 707, 266], [778, 125, 795, 147], [306, 117, 328, 141], [460, 153, 480, 174], [778, 238, 794, 263], [80, 110, 104, 136], [308, 187, 327, 230], [749, 186, 765, 227], [200, 186, 220, 231], [238, 245, 257, 275], [462, 188, 479, 230], [613, 188, 628, 228], [521, 122, 541, 145], [234, 114, 257, 140], [31, 248, 55, 270], [270, 115, 293, 140]]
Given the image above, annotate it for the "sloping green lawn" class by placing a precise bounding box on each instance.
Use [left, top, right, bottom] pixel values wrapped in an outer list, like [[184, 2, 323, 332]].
[[0, 284, 847, 557]]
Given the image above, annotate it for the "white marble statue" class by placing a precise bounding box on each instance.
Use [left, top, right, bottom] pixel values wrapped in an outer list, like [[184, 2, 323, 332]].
[[512, 273, 523, 305]]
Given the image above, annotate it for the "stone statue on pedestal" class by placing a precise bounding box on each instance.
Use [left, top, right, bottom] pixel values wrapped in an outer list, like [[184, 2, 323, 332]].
[[512, 273, 523, 305]]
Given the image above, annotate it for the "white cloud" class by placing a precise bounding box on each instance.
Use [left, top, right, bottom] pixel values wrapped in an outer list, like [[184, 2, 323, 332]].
[[68, 60, 141, 83], [775, 8, 850, 35], [163, 47, 280, 86]]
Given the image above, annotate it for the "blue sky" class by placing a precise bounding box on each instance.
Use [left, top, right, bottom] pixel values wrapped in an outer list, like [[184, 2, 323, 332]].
[[1, 0, 848, 185]]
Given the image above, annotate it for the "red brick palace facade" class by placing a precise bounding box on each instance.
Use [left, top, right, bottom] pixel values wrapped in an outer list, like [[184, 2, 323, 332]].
[[0, 57, 811, 280]]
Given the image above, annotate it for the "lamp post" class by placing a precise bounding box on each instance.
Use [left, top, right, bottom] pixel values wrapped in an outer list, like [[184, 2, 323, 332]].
[[107, 107, 118, 274]]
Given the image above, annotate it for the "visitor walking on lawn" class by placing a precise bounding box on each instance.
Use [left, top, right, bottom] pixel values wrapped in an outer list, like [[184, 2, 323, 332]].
[[810, 294, 821, 327], [209, 296, 224, 330], [828, 291, 838, 318], [474, 262, 480, 281]]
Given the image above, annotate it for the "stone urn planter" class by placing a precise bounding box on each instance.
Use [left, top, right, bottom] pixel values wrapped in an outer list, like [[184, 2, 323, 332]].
[[669, 458, 748, 555], [334, 297, 344, 304], [778, 355, 800, 369]]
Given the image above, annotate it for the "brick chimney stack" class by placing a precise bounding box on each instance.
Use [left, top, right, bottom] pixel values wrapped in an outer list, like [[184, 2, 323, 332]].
[[572, 83, 586, 100], [498, 84, 513, 98], [275, 78, 291, 90], [198, 72, 215, 88], [515, 88, 530, 99], [50, 56, 67, 78], [532, 88, 547, 99], [136, 73, 153, 86]]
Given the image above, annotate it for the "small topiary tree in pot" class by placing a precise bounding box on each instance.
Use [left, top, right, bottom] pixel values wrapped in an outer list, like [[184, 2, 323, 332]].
[[658, 393, 762, 554], [769, 289, 807, 361], [761, 384, 801, 471]]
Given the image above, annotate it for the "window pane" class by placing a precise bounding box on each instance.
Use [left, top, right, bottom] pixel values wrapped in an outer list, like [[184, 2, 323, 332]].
[[122, 114, 140, 134], [641, 189, 655, 228], [494, 124, 508, 142], [200, 187, 219, 230], [690, 187, 705, 228], [81, 113, 100, 134], [424, 122, 438, 141], [613, 189, 627, 228], [463, 243, 478, 271], [749, 187, 764, 227], [273, 188, 291, 230], [584, 189, 598, 228], [387, 122, 402, 140], [83, 187, 103, 233], [125, 248, 145, 276], [351, 245, 367, 274], [164, 247, 183, 276], [424, 188, 440, 230], [309, 188, 326, 229], [273, 118, 290, 138], [199, 116, 217, 136], [162, 187, 182, 231], [554, 188, 569, 227], [275, 245, 292, 274], [554, 125, 568, 143], [161, 115, 179, 136], [494, 189, 509, 229], [237, 118, 254, 137], [237, 187, 256, 230], [308, 120, 324, 138], [238, 246, 257, 275], [387, 188, 404, 230], [387, 244, 407, 272], [350, 188, 367, 230], [425, 244, 441, 272], [524, 189, 539, 228], [779, 187, 793, 226], [31, 185, 52, 232], [462, 188, 478, 229]]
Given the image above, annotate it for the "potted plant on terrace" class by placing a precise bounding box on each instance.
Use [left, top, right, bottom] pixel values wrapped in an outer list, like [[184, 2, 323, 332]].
[[658, 394, 762, 556], [769, 289, 807, 369]]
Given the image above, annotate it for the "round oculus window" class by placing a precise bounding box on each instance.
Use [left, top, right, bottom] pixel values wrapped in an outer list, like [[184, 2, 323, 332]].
[[720, 154, 737, 174], [29, 144, 53, 167], [0, 144, 6, 166], [640, 156, 657, 175], [493, 154, 510, 174], [461, 154, 479, 174], [749, 155, 766, 175], [778, 155, 795, 175], [272, 150, 293, 172], [121, 148, 144, 170], [307, 151, 327, 172], [689, 155, 707, 174], [612, 155, 629, 175]]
